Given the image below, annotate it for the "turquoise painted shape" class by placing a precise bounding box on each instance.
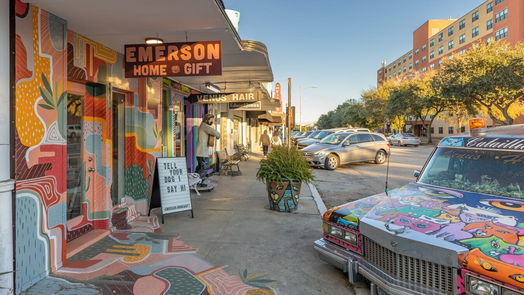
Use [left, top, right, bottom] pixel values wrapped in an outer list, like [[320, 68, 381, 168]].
[[47, 202, 66, 229], [85, 134, 110, 185], [16, 193, 50, 292]]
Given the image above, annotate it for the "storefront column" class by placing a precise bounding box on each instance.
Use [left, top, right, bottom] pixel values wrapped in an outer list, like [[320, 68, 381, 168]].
[[0, 0, 15, 293]]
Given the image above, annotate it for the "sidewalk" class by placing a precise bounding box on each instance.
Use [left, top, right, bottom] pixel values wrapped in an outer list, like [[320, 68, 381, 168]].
[[22, 153, 352, 295], [159, 153, 352, 295]]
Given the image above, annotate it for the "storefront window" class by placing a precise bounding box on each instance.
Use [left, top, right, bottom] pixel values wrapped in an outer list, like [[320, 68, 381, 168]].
[[67, 94, 83, 220]]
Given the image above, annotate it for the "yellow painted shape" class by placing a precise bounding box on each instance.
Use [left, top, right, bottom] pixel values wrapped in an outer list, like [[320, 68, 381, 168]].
[[16, 7, 49, 147], [125, 133, 162, 153], [76, 34, 117, 65], [105, 244, 151, 263]]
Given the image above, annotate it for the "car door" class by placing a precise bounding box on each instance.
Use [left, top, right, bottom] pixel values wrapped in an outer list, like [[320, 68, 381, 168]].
[[338, 134, 360, 164], [356, 133, 376, 161]]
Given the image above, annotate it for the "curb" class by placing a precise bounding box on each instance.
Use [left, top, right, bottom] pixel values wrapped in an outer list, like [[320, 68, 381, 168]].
[[307, 182, 327, 216]]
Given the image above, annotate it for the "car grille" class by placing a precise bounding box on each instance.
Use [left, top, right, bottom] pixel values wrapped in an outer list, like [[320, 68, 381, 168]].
[[302, 152, 313, 157], [363, 237, 456, 295]]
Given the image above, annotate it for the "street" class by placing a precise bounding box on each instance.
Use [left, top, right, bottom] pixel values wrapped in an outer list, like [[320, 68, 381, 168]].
[[312, 145, 434, 208]]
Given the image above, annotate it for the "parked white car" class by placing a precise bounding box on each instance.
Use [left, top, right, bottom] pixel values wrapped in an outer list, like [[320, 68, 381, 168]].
[[388, 133, 421, 146]]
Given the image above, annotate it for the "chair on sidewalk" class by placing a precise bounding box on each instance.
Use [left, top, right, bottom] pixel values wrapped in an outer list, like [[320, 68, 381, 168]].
[[217, 149, 241, 176]]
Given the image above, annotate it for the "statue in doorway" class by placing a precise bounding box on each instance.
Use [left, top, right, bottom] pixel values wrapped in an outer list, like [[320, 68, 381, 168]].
[[196, 113, 221, 184]]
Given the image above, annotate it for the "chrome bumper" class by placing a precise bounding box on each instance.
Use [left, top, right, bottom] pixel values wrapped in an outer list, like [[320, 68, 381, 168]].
[[313, 239, 452, 295]]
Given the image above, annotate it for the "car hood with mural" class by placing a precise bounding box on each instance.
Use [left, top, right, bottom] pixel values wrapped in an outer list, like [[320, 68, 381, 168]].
[[323, 182, 524, 290]]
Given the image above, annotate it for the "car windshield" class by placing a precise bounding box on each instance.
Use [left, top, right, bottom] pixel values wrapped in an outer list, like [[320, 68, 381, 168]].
[[313, 131, 332, 139], [320, 133, 349, 145], [418, 147, 524, 198], [401, 133, 416, 137], [307, 131, 321, 138]]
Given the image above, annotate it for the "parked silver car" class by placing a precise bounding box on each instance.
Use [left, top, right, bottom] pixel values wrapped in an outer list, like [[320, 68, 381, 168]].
[[297, 128, 371, 149], [387, 133, 421, 146], [301, 132, 390, 170]]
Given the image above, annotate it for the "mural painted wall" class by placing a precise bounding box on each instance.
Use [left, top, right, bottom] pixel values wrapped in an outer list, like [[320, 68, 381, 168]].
[[14, 2, 164, 292]]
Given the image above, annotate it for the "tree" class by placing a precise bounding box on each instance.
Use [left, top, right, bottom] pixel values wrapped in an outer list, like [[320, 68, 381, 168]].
[[437, 41, 524, 125]]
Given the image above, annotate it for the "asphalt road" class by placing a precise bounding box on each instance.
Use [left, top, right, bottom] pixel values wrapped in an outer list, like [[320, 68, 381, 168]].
[[313, 145, 435, 208]]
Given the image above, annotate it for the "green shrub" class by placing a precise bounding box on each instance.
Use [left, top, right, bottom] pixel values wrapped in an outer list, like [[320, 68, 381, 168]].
[[256, 146, 314, 183]]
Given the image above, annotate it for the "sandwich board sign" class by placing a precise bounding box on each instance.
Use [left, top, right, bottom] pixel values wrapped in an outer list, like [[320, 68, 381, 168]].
[[150, 157, 193, 223]]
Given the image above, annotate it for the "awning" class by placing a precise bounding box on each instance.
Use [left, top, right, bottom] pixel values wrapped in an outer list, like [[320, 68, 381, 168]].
[[258, 113, 284, 123], [28, 0, 273, 92]]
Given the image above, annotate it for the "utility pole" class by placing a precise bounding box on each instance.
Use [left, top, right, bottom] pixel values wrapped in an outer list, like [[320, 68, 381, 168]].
[[287, 77, 292, 146]]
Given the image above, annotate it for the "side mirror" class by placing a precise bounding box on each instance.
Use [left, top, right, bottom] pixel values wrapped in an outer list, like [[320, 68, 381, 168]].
[[343, 141, 350, 147], [414, 170, 421, 178]]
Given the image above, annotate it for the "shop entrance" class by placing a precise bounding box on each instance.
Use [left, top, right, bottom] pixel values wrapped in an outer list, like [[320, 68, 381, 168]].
[[162, 87, 185, 157]]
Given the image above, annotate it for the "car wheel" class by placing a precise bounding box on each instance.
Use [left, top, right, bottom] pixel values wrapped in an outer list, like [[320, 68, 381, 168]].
[[375, 150, 387, 164], [325, 154, 339, 170]]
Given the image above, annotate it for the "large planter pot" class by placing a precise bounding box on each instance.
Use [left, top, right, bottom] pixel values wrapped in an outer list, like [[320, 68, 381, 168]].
[[266, 180, 302, 212]]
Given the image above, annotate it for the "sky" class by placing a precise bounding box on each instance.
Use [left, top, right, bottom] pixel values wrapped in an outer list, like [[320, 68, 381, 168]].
[[224, 0, 485, 125]]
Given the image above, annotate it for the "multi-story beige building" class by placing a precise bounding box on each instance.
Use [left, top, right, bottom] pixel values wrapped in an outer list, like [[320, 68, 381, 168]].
[[377, 0, 524, 137]]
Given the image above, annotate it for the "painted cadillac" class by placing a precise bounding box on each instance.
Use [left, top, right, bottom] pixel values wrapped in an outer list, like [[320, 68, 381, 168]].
[[314, 124, 524, 295]]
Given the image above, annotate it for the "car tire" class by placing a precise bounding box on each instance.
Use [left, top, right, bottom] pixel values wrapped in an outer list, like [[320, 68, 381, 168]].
[[325, 154, 339, 170], [374, 150, 387, 164]]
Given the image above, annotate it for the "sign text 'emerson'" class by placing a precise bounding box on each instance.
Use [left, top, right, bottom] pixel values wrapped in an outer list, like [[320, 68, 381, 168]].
[[124, 41, 222, 78]]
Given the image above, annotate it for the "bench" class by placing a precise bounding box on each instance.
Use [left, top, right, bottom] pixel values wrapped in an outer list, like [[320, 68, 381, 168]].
[[217, 149, 241, 176]]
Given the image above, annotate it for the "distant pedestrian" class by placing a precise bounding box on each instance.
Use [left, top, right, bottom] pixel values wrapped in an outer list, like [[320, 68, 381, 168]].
[[260, 130, 270, 156], [271, 130, 282, 148]]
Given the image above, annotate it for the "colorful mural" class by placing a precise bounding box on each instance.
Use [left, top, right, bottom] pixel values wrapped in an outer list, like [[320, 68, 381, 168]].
[[14, 2, 165, 292], [324, 183, 524, 290], [20, 232, 278, 295]]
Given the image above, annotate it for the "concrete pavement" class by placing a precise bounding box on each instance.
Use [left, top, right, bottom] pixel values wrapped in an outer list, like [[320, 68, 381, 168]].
[[160, 153, 353, 295]]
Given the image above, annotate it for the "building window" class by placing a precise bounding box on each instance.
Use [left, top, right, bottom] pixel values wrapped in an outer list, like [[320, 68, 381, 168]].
[[496, 8, 508, 23], [495, 0, 505, 4], [461, 126, 466, 133], [438, 45, 444, 55], [431, 127, 435, 134], [459, 34, 466, 44], [460, 49, 467, 54], [487, 2, 494, 13], [415, 48, 420, 55], [472, 11, 479, 22], [438, 33, 444, 42], [403, 58, 406, 63], [459, 19, 466, 30], [472, 26, 479, 37], [496, 27, 508, 40], [448, 26, 454, 36], [438, 127, 444, 134], [409, 63, 413, 69], [398, 70, 401, 75], [430, 39, 435, 47], [422, 67, 427, 72], [403, 67, 407, 73], [448, 40, 454, 50], [422, 56, 427, 63], [448, 127, 454, 134], [487, 19, 493, 30], [398, 62, 401, 66], [422, 44, 427, 51], [487, 36, 495, 43], [408, 54, 413, 59], [430, 63, 435, 70], [415, 60, 420, 66], [430, 51, 435, 59]]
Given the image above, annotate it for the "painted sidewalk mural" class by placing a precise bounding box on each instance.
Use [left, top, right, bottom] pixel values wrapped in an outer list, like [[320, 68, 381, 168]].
[[21, 232, 278, 295]]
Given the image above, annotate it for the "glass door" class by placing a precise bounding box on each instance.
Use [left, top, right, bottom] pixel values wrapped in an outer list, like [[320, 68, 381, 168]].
[[112, 92, 126, 205], [66, 93, 84, 220]]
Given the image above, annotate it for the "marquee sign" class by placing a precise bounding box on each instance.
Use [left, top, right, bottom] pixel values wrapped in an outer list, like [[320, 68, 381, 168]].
[[190, 92, 260, 104], [124, 41, 222, 78]]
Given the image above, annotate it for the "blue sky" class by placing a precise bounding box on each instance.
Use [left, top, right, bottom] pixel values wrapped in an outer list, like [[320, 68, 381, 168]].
[[224, 0, 485, 124]]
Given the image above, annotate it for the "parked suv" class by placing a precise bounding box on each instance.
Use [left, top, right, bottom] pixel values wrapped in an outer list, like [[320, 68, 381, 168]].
[[301, 132, 389, 170], [313, 124, 524, 295], [298, 128, 372, 150]]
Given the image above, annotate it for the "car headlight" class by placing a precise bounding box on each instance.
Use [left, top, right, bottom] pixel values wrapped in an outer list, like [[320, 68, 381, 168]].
[[344, 231, 357, 245], [468, 276, 500, 295], [330, 227, 344, 238]]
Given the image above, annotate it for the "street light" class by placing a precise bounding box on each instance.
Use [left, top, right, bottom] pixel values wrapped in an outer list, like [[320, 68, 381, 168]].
[[299, 85, 317, 131]]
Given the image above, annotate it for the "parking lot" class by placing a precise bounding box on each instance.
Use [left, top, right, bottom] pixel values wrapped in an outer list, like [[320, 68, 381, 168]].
[[312, 145, 435, 208]]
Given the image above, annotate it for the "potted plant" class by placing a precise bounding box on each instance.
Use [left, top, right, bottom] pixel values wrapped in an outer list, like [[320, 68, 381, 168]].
[[256, 146, 314, 212]]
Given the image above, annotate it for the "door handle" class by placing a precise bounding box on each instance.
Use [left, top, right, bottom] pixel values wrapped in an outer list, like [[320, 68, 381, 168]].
[[88, 168, 95, 172]]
